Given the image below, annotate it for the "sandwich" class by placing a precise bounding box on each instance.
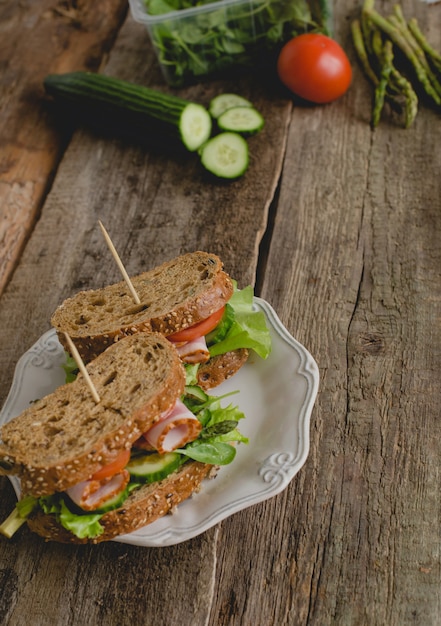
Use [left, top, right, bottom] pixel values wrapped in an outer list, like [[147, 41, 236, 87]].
[[0, 332, 248, 543], [50, 251, 271, 390]]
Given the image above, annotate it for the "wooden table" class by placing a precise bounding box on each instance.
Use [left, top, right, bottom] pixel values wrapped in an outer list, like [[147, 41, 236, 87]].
[[1, 1, 440, 623]]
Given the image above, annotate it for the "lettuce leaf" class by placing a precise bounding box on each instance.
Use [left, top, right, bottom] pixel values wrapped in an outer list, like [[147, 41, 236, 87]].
[[39, 494, 105, 539], [184, 363, 200, 386], [0, 496, 38, 538], [62, 352, 79, 383], [0, 494, 103, 541], [58, 500, 104, 539], [207, 285, 271, 360], [16, 495, 38, 517]]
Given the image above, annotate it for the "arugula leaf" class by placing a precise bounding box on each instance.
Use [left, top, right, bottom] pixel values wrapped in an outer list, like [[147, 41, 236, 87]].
[[178, 442, 236, 464], [206, 429, 247, 444], [177, 395, 248, 465], [206, 402, 245, 426]]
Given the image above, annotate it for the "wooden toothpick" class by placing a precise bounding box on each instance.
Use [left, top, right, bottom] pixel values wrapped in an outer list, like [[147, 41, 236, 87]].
[[64, 333, 101, 404], [98, 220, 141, 305]]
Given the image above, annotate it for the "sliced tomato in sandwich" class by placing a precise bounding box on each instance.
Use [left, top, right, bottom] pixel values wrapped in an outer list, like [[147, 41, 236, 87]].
[[90, 449, 131, 481], [167, 306, 226, 343]]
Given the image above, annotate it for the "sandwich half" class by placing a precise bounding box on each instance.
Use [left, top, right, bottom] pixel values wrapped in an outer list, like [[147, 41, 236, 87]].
[[0, 332, 247, 543], [50, 251, 271, 389]]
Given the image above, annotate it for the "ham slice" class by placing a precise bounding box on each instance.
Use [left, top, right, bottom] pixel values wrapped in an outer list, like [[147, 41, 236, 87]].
[[66, 470, 129, 511], [174, 335, 210, 364], [143, 399, 202, 454]]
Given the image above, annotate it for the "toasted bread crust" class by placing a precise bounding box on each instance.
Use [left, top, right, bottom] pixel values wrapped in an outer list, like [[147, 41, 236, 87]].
[[27, 461, 214, 543], [51, 252, 234, 363], [197, 349, 249, 390], [0, 333, 185, 496]]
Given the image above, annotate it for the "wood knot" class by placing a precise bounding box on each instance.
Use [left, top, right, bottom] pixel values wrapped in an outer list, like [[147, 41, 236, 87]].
[[358, 333, 385, 355]]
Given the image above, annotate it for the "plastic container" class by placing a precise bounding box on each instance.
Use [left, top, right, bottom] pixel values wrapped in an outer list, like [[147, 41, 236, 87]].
[[129, 0, 331, 87]]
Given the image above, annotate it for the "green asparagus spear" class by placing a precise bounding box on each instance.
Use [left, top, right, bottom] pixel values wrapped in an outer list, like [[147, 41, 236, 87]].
[[353, 0, 440, 127], [351, 19, 379, 85], [390, 68, 418, 127], [373, 40, 394, 127], [408, 18, 441, 75], [390, 5, 441, 98], [365, 7, 441, 106]]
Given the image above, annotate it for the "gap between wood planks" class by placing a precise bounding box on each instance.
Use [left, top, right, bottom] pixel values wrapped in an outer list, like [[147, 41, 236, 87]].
[[254, 179, 280, 297]]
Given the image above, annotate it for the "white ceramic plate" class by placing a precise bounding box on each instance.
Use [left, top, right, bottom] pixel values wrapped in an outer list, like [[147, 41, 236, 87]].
[[0, 298, 319, 547]]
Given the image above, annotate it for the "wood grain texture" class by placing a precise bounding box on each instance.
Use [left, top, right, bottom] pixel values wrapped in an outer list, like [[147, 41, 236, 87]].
[[249, 3, 441, 625], [0, 9, 290, 626], [1, 0, 441, 624], [0, 0, 128, 296]]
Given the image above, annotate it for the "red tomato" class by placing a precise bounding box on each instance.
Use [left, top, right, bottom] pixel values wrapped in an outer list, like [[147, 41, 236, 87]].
[[277, 34, 352, 104], [167, 306, 226, 343], [91, 449, 130, 481]]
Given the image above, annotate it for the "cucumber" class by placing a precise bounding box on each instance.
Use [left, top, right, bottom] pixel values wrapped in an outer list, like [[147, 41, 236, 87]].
[[217, 106, 264, 136], [90, 486, 131, 514], [126, 451, 182, 483], [200, 132, 249, 179], [209, 93, 253, 119], [184, 385, 209, 403], [44, 72, 212, 152]]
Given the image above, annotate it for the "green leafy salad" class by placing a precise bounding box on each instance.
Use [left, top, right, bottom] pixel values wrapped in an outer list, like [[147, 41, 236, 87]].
[[145, 0, 332, 85], [0, 286, 271, 540]]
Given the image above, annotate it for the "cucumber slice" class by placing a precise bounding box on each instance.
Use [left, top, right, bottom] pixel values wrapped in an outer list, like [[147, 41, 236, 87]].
[[179, 103, 212, 152], [217, 106, 264, 136], [184, 385, 209, 403], [209, 93, 253, 119], [127, 451, 182, 483], [200, 132, 249, 180], [91, 486, 131, 513]]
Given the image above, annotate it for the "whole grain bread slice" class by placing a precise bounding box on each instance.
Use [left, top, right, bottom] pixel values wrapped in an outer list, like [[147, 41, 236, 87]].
[[27, 461, 216, 544], [197, 349, 249, 390], [51, 251, 234, 363], [0, 332, 185, 496]]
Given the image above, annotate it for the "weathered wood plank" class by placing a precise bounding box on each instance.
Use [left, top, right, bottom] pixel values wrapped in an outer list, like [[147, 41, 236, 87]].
[[208, 2, 441, 625], [0, 0, 128, 296], [0, 11, 290, 626], [1, 526, 219, 625], [1, 0, 440, 624], [0, 13, 290, 386]]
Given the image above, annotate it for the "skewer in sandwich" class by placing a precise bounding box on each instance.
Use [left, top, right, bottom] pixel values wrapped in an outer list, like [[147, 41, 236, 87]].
[[0, 332, 247, 543], [50, 251, 271, 390]]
